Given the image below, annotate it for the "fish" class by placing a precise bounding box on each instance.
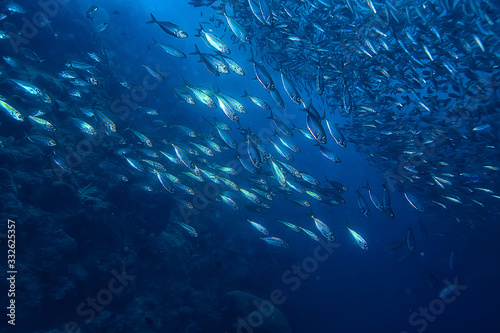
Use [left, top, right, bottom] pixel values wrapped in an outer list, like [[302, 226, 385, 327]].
[[279, 220, 300, 232], [86, 6, 98, 20], [260, 237, 288, 248], [404, 193, 424, 212], [190, 44, 229, 76], [152, 38, 186, 58], [71, 118, 97, 136], [345, 221, 369, 251], [146, 13, 187, 38], [439, 284, 457, 299], [28, 116, 56, 132], [242, 90, 270, 110], [363, 182, 384, 211], [20, 47, 45, 62], [9, 79, 44, 97], [0, 99, 23, 121], [249, 55, 274, 91], [221, 55, 245, 76], [247, 219, 269, 235], [355, 188, 371, 217], [94, 110, 116, 133], [127, 128, 153, 147], [306, 113, 327, 144], [142, 63, 164, 81], [196, 23, 230, 54], [95, 23, 110, 34], [175, 221, 198, 237], [449, 250, 456, 270], [407, 227, 415, 253], [267, 110, 293, 137], [27, 135, 56, 146], [325, 119, 347, 148], [299, 227, 320, 242], [218, 4, 250, 43], [317, 145, 341, 163], [310, 210, 335, 242], [245, 128, 262, 169], [280, 69, 301, 105]]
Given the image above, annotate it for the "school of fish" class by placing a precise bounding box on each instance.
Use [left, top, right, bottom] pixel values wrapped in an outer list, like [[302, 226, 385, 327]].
[[0, 0, 499, 257]]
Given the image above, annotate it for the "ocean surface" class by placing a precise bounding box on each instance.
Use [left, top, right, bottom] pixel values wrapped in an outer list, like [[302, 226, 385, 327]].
[[0, 0, 499, 332]]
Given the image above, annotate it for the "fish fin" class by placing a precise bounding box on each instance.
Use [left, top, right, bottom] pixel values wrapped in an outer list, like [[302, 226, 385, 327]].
[[190, 44, 201, 55], [146, 13, 156, 24], [266, 110, 274, 120]]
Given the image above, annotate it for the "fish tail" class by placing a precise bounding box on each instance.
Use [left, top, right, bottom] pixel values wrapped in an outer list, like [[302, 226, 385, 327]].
[[194, 23, 203, 37], [362, 181, 370, 190], [146, 13, 156, 24], [266, 110, 274, 120], [217, 3, 226, 15], [190, 44, 201, 55], [241, 90, 249, 97]]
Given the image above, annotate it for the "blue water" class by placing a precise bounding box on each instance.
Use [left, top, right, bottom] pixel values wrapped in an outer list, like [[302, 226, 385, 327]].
[[0, 0, 499, 332]]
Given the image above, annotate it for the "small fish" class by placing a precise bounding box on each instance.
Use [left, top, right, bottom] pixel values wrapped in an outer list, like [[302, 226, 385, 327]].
[[175, 221, 198, 237], [242, 90, 270, 110], [71, 118, 97, 136], [346, 221, 369, 251], [439, 284, 457, 299], [355, 187, 371, 217], [127, 128, 153, 147], [95, 22, 110, 34], [152, 38, 186, 58], [28, 116, 56, 131], [325, 119, 347, 148], [146, 13, 187, 38], [247, 219, 269, 235], [27, 135, 56, 146], [196, 23, 230, 54], [310, 210, 335, 242], [94, 110, 116, 133], [124, 157, 144, 172], [279, 220, 300, 232], [363, 182, 384, 211], [260, 237, 288, 248], [86, 6, 98, 20], [407, 227, 415, 252], [449, 250, 456, 270], [404, 193, 424, 212], [142, 63, 164, 81], [0, 99, 23, 121], [20, 47, 45, 62], [299, 227, 320, 241]]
